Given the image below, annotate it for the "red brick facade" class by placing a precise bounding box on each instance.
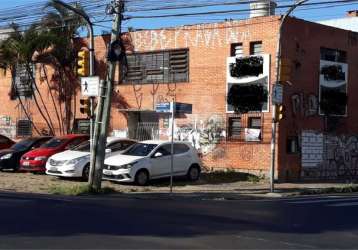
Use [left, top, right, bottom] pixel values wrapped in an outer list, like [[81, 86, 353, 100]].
[[1, 15, 358, 180]]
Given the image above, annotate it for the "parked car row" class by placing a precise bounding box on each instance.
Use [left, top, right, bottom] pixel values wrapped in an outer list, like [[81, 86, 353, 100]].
[[0, 134, 203, 185]]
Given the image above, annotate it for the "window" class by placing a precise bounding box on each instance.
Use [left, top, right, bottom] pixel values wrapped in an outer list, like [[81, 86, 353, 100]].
[[231, 43, 243, 57], [124, 49, 189, 84], [228, 117, 242, 139], [227, 79, 269, 112], [174, 143, 190, 154], [11, 64, 35, 99], [319, 47, 348, 116], [287, 136, 300, 154], [154, 145, 172, 156], [320, 47, 347, 63], [250, 41, 262, 55], [248, 117, 261, 129], [227, 54, 269, 113], [16, 119, 32, 137], [66, 138, 87, 150], [246, 117, 262, 142]]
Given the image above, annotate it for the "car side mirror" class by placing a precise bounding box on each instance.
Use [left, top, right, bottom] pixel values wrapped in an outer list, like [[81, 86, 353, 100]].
[[154, 152, 163, 158], [105, 148, 112, 154]]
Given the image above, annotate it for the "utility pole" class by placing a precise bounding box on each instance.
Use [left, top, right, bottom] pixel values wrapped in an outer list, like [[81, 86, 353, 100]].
[[270, 0, 308, 193], [89, 0, 124, 190]]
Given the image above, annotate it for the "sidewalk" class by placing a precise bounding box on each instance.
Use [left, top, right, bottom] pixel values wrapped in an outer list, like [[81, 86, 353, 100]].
[[105, 182, 358, 201]]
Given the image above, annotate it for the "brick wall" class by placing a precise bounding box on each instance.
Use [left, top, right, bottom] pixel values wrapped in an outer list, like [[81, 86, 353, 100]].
[[2, 15, 358, 180]]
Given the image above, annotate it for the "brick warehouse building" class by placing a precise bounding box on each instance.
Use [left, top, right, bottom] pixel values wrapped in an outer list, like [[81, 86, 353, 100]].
[[0, 12, 358, 181]]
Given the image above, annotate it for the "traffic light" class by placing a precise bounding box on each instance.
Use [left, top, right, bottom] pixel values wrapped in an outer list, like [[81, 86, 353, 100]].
[[77, 50, 90, 77], [279, 58, 292, 83], [80, 98, 91, 117], [275, 104, 285, 122]]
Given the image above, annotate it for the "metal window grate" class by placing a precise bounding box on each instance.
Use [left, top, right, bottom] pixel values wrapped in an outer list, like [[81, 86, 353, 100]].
[[16, 119, 32, 137], [124, 49, 189, 84]]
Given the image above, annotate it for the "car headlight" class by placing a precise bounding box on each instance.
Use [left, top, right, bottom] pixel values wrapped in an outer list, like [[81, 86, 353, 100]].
[[67, 156, 86, 165], [34, 156, 48, 161], [0, 153, 12, 160], [119, 161, 137, 169]]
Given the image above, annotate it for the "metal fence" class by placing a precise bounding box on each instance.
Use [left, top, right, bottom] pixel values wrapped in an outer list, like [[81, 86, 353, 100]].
[[134, 122, 159, 141]]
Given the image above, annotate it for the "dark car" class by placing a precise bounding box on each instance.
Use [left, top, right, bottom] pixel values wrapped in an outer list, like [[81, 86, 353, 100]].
[[0, 134, 15, 151], [0, 137, 52, 171], [20, 134, 89, 173]]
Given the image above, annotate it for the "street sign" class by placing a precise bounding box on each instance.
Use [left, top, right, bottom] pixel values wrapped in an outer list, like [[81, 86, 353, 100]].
[[272, 83, 283, 105], [156, 102, 172, 113], [175, 102, 192, 114], [81, 76, 100, 97]]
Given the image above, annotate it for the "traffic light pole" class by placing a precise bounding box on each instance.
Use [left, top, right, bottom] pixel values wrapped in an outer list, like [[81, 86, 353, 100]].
[[89, 0, 124, 190], [270, 0, 308, 193]]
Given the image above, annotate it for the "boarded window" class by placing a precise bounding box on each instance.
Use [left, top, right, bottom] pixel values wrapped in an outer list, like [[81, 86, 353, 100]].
[[124, 49, 189, 84], [228, 117, 242, 139]]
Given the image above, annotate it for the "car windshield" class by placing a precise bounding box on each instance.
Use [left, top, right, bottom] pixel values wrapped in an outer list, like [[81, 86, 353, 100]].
[[40, 138, 68, 148], [11, 139, 34, 151], [72, 141, 90, 152], [122, 143, 157, 156]]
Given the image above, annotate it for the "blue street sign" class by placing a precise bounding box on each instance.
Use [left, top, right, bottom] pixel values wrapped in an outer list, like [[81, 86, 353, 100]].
[[156, 102, 171, 113]]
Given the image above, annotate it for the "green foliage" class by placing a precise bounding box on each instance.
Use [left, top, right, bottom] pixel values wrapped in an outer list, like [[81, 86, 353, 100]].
[[49, 184, 117, 196]]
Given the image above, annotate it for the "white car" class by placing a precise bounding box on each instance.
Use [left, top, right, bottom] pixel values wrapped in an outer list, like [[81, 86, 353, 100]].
[[46, 138, 137, 180], [102, 140, 202, 185]]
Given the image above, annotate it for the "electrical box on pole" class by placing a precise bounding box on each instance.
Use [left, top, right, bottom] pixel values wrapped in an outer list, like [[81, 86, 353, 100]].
[[80, 98, 91, 117]]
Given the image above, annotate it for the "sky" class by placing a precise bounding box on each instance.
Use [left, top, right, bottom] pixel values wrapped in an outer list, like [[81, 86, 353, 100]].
[[0, 0, 357, 34]]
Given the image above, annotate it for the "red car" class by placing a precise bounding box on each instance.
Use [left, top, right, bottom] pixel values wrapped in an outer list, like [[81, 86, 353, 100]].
[[20, 134, 89, 173], [0, 134, 15, 150]]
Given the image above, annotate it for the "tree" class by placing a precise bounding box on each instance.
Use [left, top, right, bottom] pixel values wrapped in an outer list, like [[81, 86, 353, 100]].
[[0, 23, 59, 135], [36, 1, 86, 134]]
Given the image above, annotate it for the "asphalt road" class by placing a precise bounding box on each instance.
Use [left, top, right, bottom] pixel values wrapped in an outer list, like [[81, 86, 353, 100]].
[[1, 192, 358, 249]]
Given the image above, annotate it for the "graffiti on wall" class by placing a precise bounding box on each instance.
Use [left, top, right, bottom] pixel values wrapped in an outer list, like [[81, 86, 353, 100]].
[[291, 93, 318, 117], [176, 115, 226, 155], [132, 22, 251, 51], [302, 130, 358, 180], [0, 116, 16, 139]]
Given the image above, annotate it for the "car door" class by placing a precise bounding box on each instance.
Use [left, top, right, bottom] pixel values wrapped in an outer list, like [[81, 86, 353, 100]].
[[149, 144, 172, 178], [174, 143, 192, 175]]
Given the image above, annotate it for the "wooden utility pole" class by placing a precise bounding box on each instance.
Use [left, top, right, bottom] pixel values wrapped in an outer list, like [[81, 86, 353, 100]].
[[89, 0, 124, 190]]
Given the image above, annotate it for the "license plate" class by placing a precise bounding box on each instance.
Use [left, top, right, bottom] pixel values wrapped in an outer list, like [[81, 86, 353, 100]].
[[23, 161, 30, 166], [50, 167, 57, 171], [103, 170, 113, 176]]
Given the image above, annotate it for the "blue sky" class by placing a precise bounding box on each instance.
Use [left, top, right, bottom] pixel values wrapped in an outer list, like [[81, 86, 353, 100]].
[[1, 0, 358, 33]]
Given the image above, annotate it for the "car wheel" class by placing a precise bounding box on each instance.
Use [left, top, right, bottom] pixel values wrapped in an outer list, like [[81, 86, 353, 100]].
[[135, 169, 149, 186], [187, 165, 201, 181], [82, 164, 90, 181]]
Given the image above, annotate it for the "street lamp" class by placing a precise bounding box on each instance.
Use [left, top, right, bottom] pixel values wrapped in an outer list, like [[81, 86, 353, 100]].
[[270, 0, 308, 193]]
